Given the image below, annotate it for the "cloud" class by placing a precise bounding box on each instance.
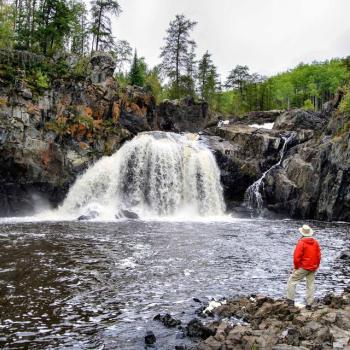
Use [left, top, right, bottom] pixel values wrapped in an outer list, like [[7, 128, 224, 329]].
[[110, 0, 350, 78]]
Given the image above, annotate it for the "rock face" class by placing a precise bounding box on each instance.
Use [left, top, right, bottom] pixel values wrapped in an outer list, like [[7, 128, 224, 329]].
[[262, 108, 350, 221], [0, 54, 157, 216], [192, 287, 350, 350], [157, 97, 218, 132], [203, 124, 284, 208], [210, 102, 350, 221]]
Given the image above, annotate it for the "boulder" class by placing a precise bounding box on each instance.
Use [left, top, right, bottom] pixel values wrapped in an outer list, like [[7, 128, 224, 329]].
[[153, 313, 181, 328], [186, 319, 216, 339], [144, 331, 156, 345], [89, 52, 116, 84], [273, 109, 328, 132], [157, 97, 218, 132]]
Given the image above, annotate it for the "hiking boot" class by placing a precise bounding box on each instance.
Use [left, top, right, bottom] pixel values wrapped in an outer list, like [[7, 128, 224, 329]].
[[305, 304, 312, 310], [287, 299, 294, 307]]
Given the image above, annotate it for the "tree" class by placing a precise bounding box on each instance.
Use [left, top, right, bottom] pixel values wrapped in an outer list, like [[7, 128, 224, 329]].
[[114, 39, 132, 72], [160, 14, 197, 98], [70, 1, 89, 56], [197, 51, 218, 102], [225, 65, 251, 94], [34, 0, 74, 54], [128, 50, 145, 86], [90, 0, 121, 52], [0, 1, 15, 49]]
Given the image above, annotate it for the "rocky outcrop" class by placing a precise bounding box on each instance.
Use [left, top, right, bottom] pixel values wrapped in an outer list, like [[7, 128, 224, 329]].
[[190, 287, 350, 350], [157, 97, 218, 132], [0, 53, 157, 216], [262, 108, 350, 221], [203, 124, 285, 208]]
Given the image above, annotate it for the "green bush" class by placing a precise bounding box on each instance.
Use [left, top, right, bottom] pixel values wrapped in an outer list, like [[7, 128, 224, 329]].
[[339, 90, 350, 114], [35, 71, 49, 89], [302, 98, 315, 111]]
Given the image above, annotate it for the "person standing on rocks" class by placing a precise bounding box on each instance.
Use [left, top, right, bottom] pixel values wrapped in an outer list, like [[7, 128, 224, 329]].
[[286, 224, 321, 310]]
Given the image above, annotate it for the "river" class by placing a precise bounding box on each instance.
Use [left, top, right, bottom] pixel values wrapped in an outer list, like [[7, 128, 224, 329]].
[[0, 218, 349, 349]]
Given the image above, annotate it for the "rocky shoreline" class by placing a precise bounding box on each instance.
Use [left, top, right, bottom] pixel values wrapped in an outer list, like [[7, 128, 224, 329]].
[[148, 287, 350, 350]]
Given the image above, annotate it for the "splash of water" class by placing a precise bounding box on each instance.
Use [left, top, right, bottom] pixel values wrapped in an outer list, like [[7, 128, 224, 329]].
[[53, 131, 225, 220], [244, 134, 294, 212]]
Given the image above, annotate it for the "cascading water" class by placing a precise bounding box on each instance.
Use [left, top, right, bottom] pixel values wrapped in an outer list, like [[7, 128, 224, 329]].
[[54, 131, 225, 220], [244, 134, 294, 212]]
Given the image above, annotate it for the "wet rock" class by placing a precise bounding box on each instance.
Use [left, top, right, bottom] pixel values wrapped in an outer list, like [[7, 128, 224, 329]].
[[77, 210, 99, 221], [115, 209, 139, 219], [188, 287, 350, 350], [157, 97, 218, 132], [153, 313, 181, 328], [340, 251, 350, 260], [186, 318, 215, 339], [144, 330, 156, 345]]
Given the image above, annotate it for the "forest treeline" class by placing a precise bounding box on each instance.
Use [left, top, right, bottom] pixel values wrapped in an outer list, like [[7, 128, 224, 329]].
[[1, 0, 350, 115]]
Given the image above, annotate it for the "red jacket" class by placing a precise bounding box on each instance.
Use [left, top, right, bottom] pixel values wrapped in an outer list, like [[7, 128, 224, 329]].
[[293, 237, 321, 271]]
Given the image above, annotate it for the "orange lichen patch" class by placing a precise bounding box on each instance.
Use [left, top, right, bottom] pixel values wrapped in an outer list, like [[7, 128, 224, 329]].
[[79, 142, 89, 150], [112, 102, 121, 121], [26, 102, 40, 115], [83, 106, 93, 118], [56, 116, 68, 124], [93, 119, 103, 130], [127, 102, 145, 117]]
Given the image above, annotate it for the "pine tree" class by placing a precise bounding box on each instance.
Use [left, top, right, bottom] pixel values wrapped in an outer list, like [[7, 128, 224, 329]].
[[197, 51, 218, 102], [70, 1, 89, 55], [90, 0, 121, 52], [128, 50, 145, 87], [160, 14, 197, 98]]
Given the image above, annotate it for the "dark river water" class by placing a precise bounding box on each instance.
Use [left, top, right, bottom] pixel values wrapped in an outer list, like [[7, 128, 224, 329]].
[[0, 218, 349, 349]]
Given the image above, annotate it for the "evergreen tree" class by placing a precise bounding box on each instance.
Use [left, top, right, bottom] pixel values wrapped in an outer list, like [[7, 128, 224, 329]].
[[128, 50, 145, 87], [197, 51, 218, 102], [0, 1, 15, 49], [160, 14, 197, 98], [70, 1, 89, 55], [90, 0, 121, 52], [34, 0, 74, 54]]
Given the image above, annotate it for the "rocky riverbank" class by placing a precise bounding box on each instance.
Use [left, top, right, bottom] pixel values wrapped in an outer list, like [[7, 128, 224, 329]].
[[150, 287, 350, 350]]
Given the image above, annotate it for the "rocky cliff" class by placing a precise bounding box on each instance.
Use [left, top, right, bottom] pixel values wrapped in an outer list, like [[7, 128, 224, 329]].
[[0, 51, 349, 221], [205, 95, 350, 221]]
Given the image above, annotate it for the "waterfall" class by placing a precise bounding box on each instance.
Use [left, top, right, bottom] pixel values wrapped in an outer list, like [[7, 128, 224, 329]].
[[56, 131, 225, 219], [244, 134, 293, 212]]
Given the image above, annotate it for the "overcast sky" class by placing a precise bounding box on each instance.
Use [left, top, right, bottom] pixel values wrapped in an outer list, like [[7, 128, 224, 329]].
[[111, 0, 350, 79]]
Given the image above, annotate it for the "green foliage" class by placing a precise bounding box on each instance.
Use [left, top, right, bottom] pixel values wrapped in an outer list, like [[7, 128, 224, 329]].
[[145, 67, 163, 103], [90, 0, 121, 52], [128, 51, 146, 87], [72, 56, 91, 80], [35, 71, 49, 89], [302, 98, 315, 111], [197, 51, 219, 103], [160, 14, 197, 99], [0, 3, 15, 49], [338, 89, 350, 114]]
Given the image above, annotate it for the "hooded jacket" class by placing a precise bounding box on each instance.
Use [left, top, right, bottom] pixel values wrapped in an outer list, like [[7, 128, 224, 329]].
[[293, 237, 321, 271]]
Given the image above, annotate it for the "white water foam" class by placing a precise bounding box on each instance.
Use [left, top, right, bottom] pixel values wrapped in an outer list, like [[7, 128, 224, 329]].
[[37, 131, 226, 221]]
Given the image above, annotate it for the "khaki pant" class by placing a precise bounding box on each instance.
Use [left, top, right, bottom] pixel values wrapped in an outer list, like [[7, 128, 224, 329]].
[[286, 268, 315, 305]]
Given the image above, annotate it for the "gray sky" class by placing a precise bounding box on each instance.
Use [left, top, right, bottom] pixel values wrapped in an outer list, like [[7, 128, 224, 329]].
[[111, 0, 350, 79]]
